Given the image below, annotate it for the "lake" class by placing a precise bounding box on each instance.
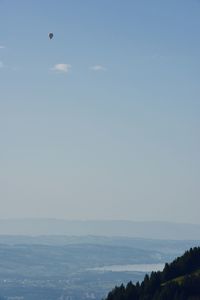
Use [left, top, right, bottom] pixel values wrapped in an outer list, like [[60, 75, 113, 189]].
[[90, 263, 165, 272]]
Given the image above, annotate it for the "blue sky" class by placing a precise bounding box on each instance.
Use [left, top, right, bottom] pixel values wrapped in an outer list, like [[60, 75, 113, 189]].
[[0, 0, 200, 222]]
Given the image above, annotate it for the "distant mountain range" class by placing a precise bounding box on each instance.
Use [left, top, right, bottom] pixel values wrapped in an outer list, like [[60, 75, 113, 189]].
[[0, 219, 200, 240]]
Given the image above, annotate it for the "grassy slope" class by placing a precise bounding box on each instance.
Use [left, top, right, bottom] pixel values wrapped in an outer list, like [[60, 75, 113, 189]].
[[162, 269, 200, 286]]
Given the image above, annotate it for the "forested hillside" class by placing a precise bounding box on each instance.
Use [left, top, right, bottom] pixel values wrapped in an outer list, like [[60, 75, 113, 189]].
[[105, 247, 200, 300]]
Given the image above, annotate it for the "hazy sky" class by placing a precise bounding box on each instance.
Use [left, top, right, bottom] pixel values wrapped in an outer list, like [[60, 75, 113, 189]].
[[0, 0, 200, 222]]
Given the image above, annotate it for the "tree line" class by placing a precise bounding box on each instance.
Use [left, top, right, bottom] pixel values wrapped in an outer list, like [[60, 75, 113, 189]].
[[105, 247, 200, 300]]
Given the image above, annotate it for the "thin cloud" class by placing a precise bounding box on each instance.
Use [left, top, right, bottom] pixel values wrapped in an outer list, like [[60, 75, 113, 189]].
[[0, 61, 3, 68], [51, 63, 72, 73], [0, 45, 5, 49], [90, 65, 107, 72]]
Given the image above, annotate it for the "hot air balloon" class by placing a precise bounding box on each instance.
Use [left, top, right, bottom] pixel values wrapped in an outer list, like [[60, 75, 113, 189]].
[[49, 32, 54, 40]]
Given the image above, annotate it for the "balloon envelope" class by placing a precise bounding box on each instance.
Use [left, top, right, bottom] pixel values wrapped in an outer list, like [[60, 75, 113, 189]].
[[49, 33, 53, 39]]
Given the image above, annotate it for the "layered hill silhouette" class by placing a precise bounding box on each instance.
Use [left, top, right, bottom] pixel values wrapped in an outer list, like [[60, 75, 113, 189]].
[[0, 219, 200, 239], [105, 247, 200, 300]]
